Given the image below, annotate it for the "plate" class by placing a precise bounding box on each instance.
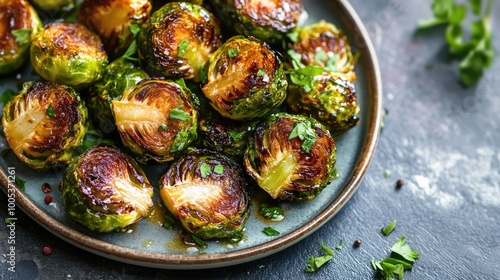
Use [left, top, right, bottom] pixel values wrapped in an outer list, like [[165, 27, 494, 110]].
[[0, 0, 382, 269]]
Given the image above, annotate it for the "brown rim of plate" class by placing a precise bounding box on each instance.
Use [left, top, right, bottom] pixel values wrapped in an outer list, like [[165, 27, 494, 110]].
[[0, 0, 382, 269]]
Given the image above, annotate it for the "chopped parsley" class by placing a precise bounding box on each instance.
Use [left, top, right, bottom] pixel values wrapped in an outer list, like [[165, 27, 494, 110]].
[[287, 30, 299, 43], [335, 239, 344, 250], [46, 103, 56, 118], [11, 29, 31, 45], [259, 204, 284, 221], [158, 124, 169, 131], [324, 54, 339, 72], [123, 24, 140, 62], [162, 213, 175, 229], [228, 131, 243, 141], [384, 169, 391, 178], [288, 119, 318, 153], [381, 220, 397, 236], [213, 164, 224, 174], [190, 234, 208, 248], [257, 69, 266, 76], [199, 66, 208, 84], [228, 48, 238, 58], [371, 236, 420, 279], [169, 105, 190, 122], [262, 227, 280, 236], [177, 40, 189, 57], [200, 162, 212, 178], [306, 241, 335, 273], [314, 50, 328, 62], [15, 176, 26, 191]]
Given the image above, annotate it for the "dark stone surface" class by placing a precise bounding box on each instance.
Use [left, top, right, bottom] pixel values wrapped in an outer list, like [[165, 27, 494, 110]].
[[2, 0, 500, 279]]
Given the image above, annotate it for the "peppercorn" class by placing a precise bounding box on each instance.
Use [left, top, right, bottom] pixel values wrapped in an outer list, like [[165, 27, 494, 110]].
[[396, 179, 404, 188], [42, 183, 52, 193], [353, 239, 362, 247]]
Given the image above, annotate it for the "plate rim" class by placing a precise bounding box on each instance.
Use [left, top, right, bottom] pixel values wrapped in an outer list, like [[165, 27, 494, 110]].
[[0, 0, 382, 269]]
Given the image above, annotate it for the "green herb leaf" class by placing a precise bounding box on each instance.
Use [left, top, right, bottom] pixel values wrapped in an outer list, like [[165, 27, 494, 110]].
[[158, 124, 169, 131], [228, 131, 243, 141], [391, 236, 420, 263], [287, 30, 299, 43], [15, 177, 26, 191], [190, 234, 208, 248], [228, 48, 238, 58], [199, 65, 208, 84], [372, 236, 420, 279], [170, 131, 189, 153], [129, 23, 141, 36], [257, 69, 266, 76], [0, 89, 16, 104], [384, 169, 391, 178], [259, 204, 284, 220], [305, 241, 335, 273], [320, 240, 335, 256], [263, 227, 280, 236], [46, 103, 57, 118], [335, 239, 344, 250], [288, 120, 317, 153], [169, 105, 190, 122], [162, 213, 175, 229], [200, 162, 212, 178], [11, 29, 31, 45], [214, 164, 224, 174], [178, 40, 189, 57], [381, 220, 396, 236], [123, 40, 139, 62]]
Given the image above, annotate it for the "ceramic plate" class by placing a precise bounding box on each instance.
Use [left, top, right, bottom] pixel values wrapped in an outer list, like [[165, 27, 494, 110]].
[[0, 0, 382, 269]]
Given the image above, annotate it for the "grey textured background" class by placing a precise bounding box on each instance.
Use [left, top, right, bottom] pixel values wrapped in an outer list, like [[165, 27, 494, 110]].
[[2, 0, 500, 279]]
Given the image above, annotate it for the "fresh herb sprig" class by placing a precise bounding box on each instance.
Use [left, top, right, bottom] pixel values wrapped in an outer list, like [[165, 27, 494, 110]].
[[416, 0, 494, 86], [305, 241, 335, 272], [371, 236, 420, 279]]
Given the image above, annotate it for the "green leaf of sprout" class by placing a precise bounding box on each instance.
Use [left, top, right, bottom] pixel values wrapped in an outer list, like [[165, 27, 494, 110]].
[[11, 29, 31, 45], [162, 213, 175, 229], [381, 220, 396, 236], [228, 131, 243, 141], [213, 164, 224, 174], [178, 40, 189, 57], [262, 227, 280, 236], [0, 89, 16, 104], [190, 234, 208, 248], [228, 48, 238, 58], [287, 30, 299, 43], [169, 105, 190, 122], [46, 103, 56, 118], [314, 50, 328, 62], [129, 23, 141, 36]]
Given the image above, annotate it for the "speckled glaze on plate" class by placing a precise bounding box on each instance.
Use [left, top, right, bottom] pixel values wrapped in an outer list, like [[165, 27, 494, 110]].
[[0, 0, 382, 269]]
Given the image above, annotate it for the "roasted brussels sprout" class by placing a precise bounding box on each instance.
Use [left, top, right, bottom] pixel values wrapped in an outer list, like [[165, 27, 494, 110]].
[[88, 57, 149, 134], [77, 0, 151, 59], [198, 107, 257, 160], [287, 75, 360, 137], [111, 78, 198, 163], [202, 36, 287, 121], [159, 148, 250, 239], [244, 113, 336, 201], [61, 145, 154, 232], [287, 20, 358, 82], [211, 0, 304, 44], [0, 0, 42, 75], [1, 81, 87, 170], [30, 22, 108, 89], [30, 0, 75, 12], [137, 2, 222, 82]]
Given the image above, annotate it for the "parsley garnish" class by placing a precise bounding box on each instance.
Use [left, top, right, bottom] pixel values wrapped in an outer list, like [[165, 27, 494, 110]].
[[200, 162, 211, 178], [314, 50, 328, 62], [162, 213, 175, 229], [228, 131, 243, 141], [285, 50, 324, 92], [199, 65, 208, 84], [287, 30, 299, 43], [228, 48, 238, 58], [257, 69, 266, 76], [384, 169, 391, 178], [46, 103, 56, 118], [15, 177, 26, 191], [158, 124, 169, 131], [123, 24, 141, 62], [288, 119, 317, 153], [306, 241, 335, 272], [262, 227, 280, 236], [335, 239, 344, 250], [381, 220, 397, 236], [416, 0, 494, 86], [169, 105, 190, 122], [189, 234, 208, 248], [371, 236, 420, 279], [11, 29, 31, 45], [259, 204, 284, 221], [178, 40, 189, 57], [0, 89, 16, 104], [214, 164, 224, 174]]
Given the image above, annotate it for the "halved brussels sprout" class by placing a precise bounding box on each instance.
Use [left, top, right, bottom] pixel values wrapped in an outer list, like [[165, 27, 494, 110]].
[[88, 57, 149, 134], [61, 144, 153, 232], [287, 20, 358, 82], [30, 0, 75, 12], [198, 107, 258, 160], [77, 0, 151, 59], [137, 2, 222, 82], [202, 36, 287, 121], [159, 148, 250, 239], [30, 22, 108, 89], [111, 78, 198, 163], [0, 0, 42, 75], [287, 75, 360, 138], [1, 81, 87, 170], [212, 0, 304, 44], [244, 113, 336, 201]]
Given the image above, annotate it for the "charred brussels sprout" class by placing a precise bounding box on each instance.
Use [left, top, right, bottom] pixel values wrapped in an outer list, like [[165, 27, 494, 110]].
[[30, 22, 108, 89], [198, 107, 258, 160], [138, 2, 222, 82], [61, 145, 153, 232], [159, 148, 250, 239], [88, 57, 149, 134], [30, 0, 75, 12], [77, 0, 151, 59], [212, 0, 304, 44], [244, 113, 336, 201], [1, 81, 87, 170], [0, 0, 42, 74], [202, 36, 287, 121], [111, 78, 198, 163], [287, 21, 358, 82], [287, 76, 360, 138]]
